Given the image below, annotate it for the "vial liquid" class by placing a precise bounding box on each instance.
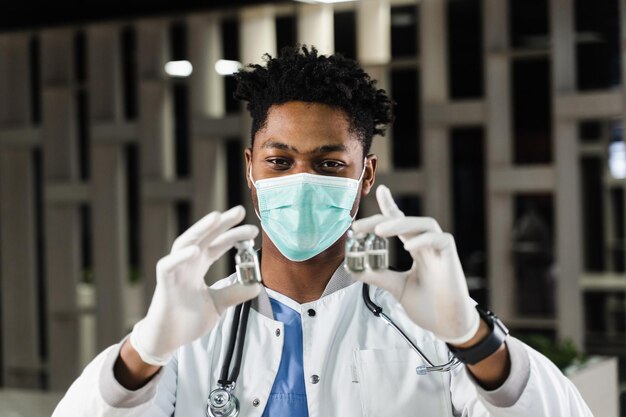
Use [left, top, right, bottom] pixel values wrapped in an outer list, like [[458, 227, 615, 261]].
[[344, 229, 367, 273], [234, 240, 262, 285], [365, 234, 389, 271], [366, 249, 388, 270], [345, 252, 366, 272]]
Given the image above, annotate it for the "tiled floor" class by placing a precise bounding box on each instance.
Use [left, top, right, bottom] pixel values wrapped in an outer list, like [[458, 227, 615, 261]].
[[0, 389, 63, 417]]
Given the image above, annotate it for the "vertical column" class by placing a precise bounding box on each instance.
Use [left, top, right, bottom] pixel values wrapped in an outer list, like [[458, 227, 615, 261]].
[[188, 15, 229, 283], [298, 4, 334, 55], [87, 24, 128, 349], [483, 0, 515, 321], [620, 0, 626, 284], [240, 6, 277, 226], [420, 0, 452, 231], [0, 34, 40, 388], [40, 29, 81, 390], [356, 0, 392, 217], [137, 20, 177, 306], [551, 0, 583, 348]]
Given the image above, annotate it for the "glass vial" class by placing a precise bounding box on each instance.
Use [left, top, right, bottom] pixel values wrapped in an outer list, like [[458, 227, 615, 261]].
[[344, 229, 367, 272], [365, 233, 388, 270], [235, 240, 262, 285]]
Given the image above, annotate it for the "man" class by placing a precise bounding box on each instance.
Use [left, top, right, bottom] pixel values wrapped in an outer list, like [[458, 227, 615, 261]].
[[53, 45, 592, 416]]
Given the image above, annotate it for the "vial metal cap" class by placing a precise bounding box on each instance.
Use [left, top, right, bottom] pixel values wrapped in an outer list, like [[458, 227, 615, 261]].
[[234, 239, 254, 250]]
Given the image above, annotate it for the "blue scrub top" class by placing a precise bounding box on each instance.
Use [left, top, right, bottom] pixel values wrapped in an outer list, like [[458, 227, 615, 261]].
[[262, 297, 309, 417]]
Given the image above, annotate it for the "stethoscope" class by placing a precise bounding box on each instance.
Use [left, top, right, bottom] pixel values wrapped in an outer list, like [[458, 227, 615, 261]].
[[207, 301, 252, 417], [206, 283, 461, 417]]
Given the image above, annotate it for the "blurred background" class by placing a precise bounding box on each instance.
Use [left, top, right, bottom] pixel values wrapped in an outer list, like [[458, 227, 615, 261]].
[[0, 0, 624, 415]]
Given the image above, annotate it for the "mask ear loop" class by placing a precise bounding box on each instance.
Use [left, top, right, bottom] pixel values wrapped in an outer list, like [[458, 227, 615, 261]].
[[350, 157, 369, 222], [248, 163, 263, 222]]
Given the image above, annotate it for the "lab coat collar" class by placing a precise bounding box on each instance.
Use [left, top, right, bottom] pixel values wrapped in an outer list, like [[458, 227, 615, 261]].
[[251, 263, 354, 319]]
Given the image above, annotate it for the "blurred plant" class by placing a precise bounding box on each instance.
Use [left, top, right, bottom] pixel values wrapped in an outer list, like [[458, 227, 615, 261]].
[[129, 266, 142, 284], [81, 268, 93, 284], [518, 334, 587, 371]]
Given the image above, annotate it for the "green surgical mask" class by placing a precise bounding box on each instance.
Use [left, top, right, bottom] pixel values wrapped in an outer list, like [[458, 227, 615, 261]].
[[250, 162, 366, 262]]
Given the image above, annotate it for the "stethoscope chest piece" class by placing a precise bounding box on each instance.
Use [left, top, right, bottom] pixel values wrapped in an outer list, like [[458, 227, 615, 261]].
[[207, 386, 240, 417]]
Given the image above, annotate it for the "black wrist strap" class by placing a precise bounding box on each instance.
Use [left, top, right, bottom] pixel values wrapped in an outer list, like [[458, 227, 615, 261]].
[[447, 305, 509, 365]]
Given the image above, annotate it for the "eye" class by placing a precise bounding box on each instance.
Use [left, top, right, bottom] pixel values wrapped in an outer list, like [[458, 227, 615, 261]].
[[265, 157, 292, 170], [319, 160, 345, 171]]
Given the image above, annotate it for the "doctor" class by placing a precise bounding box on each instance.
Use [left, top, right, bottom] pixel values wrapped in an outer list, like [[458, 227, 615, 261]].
[[53, 45, 592, 416]]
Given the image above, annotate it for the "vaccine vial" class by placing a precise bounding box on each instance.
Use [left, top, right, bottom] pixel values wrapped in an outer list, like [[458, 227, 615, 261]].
[[365, 233, 388, 270], [234, 240, 262, 285], [344, 229, 367, 272]]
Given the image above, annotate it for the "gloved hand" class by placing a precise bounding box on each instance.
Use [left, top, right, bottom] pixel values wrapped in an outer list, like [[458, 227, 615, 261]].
[[352, 185, 479, 346], [130, 206, 261, 366]]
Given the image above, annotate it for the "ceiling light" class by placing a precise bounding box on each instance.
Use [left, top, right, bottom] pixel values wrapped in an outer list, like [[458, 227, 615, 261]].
[[293, 0, 356, 3], [215, 59, 243, 76], [164, 60, 193, 78]]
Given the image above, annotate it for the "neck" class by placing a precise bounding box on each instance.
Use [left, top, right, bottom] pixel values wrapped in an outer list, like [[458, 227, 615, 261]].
[[260, 232, 346, 304]]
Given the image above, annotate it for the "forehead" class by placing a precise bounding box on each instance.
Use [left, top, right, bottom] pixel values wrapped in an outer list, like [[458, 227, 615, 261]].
[[254, 101, 361, 153]]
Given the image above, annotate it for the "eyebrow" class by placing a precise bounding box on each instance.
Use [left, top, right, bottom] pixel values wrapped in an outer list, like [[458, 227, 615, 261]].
[[261, 140, 347, 154]]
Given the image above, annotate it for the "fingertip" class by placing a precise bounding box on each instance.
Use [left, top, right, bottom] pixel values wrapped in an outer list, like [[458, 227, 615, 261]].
[[376, 184, 391, 201], [351, 221, 363, 233], [224, 205, 246, 223], [248, 224, 260, 237]]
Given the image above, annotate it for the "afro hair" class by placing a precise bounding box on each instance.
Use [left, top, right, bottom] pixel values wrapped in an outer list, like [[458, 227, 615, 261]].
[[234, 45, 394, 156]]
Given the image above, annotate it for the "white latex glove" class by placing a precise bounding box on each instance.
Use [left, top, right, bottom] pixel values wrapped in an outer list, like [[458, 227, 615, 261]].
[[130, 205, 261, 366], [352, 185, 479, 345]]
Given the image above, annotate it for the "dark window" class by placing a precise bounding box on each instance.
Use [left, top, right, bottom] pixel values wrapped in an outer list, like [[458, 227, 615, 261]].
[[29, 36, 41, 125], [226, 138, 244, 272], [391, 5, 418, 58], [390, 69, 420, 168], [169, 21, 190, 178], [512, 194, 555, 317], [173, 83, 190, 178], [169, 21, 187, 61], [575, 0, 620, 90], [221, 18, 240, 61], [125, 144, 141, 283], [74, 31, 86, 83], [584, 292, 625, 361], [448, 0, 483, 99], [276, 15, 296, 52], [393, 195, 422, 270], [512, 58, 552, 164], [579, 120, 603, 143], [32, 149, 47, 388], [222, 18, 240, 114], [176, 201, 192, 235], [451, 127, 486, 305], [226, 138, 244, 209], [333, 11, 356, 60], [610, 187, 625, 272], [581, 156, 605, 271], [76, 90, 90, 180], [509, 0, 549, 50], [120, 26, 138, 120], [80, 204, 93, 284]]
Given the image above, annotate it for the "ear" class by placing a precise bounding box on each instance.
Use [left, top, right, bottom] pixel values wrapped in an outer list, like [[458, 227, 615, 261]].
[[361, 155, 377, 196], [244, 147, 253, 190]]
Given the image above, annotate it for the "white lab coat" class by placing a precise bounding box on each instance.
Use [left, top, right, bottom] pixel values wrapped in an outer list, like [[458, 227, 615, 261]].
[[53, 269, 592, 417]]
